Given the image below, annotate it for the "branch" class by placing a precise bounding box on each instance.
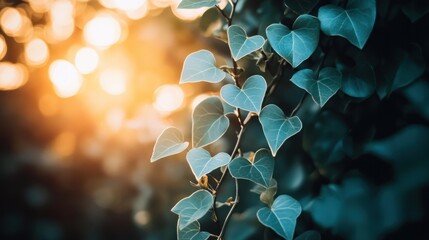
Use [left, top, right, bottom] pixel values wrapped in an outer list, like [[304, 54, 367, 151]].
[[290, 92, 307, 117], [217, 178, 239, 240]]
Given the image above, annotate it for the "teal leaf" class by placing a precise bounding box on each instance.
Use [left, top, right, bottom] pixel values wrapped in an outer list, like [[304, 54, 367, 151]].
[[186, 148, 230, 180], [284, 0, 319, 14], [171, 190, 214, 230], [291, 68, 342, 107], [220, 75, 267, 114], [192, 96, 229, 148], [402, 1, 429, 23], [177, 220, 210, 240], [178, 0, 219, 9], [378, 44, 426, 98], [257, 195, 302, 240], [180, 50, 226, 84], [318, 0, 376, 49], [295, 230, 321, 240], [227, 25, 265, 61], [266, 15, 320, 68], [339, 59, 376, 98], [251, 179, 278, 206], [228, 149, 274, 187], [259, 104, 303, 156], [151, 127, 189, 162]]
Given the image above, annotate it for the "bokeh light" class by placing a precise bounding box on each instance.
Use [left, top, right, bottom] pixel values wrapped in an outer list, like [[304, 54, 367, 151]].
[[0, 62, 28, 90], [170, 0, 208, 21], [84, 13, 122, 48], [99, 68, 127, 95], [49, 60, 83, 98], [74, 47, 99, 74], [153, 84, 184, 114], [25, 38, 49, 66], [38, 94, 60, 117], [113, 0, 147, 11], [28, 0, 53, 13], [0, 35, 6, 60], [0, 8, 23, 37], [50, 131, 76, 159]]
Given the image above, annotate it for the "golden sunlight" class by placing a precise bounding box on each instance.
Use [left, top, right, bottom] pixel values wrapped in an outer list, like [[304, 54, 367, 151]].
[[49, 60, 83, 98], [99, 68, 127, 95], [153, 84, 184, 114], [50, 131, 76, 158], [29, 0, 53, 13], [0, 62, 28, 91], [0, 35, 6, 60], [25, 38, 49, 66], [74, 47, 99, 74], [84, 14, 122, 48]]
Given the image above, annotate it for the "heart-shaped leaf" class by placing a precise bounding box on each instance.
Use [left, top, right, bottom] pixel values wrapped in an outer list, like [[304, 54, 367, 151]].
[[220, 75, 267, 114], [228, 149, 274, 187], [266, 15, 320, 68], [318, 0, 376, 49], [257, 195, 302, 240], [178, 0, 219, 9], [259, 104, 302, 156], [193, 96, 229, 148], [186, 148, 230, 180], [151, 127, 189, 162], [177, 220, 210, 240], [284, 0, 319, 14], [180, 50, 226, 84], [339, 58, 376, 98], [291, 67, 342, 107], [295, 230, 321, 240], [227, 25, 265, 61], [172, 190, 214, 230]]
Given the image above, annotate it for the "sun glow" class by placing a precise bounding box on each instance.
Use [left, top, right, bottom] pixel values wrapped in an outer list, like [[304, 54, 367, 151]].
[[0, 35, 6, 60], [153, 84, 184, 114]]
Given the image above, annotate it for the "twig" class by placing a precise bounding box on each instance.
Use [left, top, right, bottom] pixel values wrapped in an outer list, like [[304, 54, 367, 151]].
[[217, 178, 239, 240], [290, 93, 307, 117]]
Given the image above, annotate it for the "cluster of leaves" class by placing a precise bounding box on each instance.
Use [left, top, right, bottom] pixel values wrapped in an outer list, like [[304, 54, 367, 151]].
[[151, 0, 429, 239]]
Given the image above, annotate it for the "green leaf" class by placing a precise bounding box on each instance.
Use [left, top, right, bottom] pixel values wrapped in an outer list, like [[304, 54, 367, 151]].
[[228, 149, 274, 187], [178, 0, 219, 9], [227, 25, 265, 61], [220, 75, 267, 114], [171, 190, 214, 230], [259, 104, 302, 156], [192, 96, 229, 148], [295, 230, 321, 240], [257, 195, 302, 240], [177, 220, 210, 240], [151, 127, 189, 162], [180, 50, 226, 84], [186, 148, 230, 180], [339, 59, 376, 98], [291, 68, 342, 107], [318, 0, 376, 49], [284, 0, 319, 14], [266, 15, 320, 68]]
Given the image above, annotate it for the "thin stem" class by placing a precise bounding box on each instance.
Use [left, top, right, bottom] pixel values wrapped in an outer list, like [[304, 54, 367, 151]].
[[217, 178, 239, 240], [290, 93, 307, 117], [265, 59, 287, 102]]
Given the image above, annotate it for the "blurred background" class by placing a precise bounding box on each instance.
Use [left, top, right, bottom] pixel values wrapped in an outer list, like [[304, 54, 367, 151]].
[[0, 0, 223, 239], [1, 0, 429, 240]]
